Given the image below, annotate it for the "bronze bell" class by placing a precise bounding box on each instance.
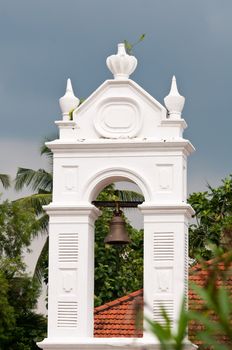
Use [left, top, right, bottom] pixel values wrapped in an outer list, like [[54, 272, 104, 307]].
[[104, 207, 131, 245]]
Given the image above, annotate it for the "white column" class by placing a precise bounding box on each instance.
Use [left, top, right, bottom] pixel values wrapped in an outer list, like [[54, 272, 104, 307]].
[[139, 204, 193, 337], [44, 204, 100, 339]]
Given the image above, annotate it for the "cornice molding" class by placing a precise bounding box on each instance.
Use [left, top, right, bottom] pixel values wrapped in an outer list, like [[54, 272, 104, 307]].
[[45, 139, 195, 156], [161, 118, 187, 129], [38, 337, 196, 350], [138, 203, 195, 218], [43, 203, 101, 220]]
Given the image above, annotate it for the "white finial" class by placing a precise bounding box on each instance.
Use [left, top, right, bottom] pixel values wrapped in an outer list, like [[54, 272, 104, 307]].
[[59, 79, 80, 121], [106, 43, 137, 80], [164, 76, 185, 118], [66, 78, 73, 93]]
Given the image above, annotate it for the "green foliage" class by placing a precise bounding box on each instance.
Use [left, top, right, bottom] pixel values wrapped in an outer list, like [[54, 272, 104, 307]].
[[0, 269, 46, 350], [0, 201, 40, 258], [0, 200, 46, 350], [4, 312, 46, 350], [0, 263, 47, 350], [16, 193, 51, 218], [0, 271, 15, 344], [188, 175, 232, 259], [124, 34, 146, 55]]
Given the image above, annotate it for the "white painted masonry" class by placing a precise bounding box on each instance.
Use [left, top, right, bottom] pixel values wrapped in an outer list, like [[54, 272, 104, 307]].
[[38, 44, 196, 350]]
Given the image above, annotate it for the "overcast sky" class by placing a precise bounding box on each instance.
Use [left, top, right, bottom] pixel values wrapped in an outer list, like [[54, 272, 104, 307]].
[[0, 0, 231, 199]]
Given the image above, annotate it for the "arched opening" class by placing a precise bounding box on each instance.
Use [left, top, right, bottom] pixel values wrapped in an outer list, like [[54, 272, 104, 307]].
[[83, 167, 151, 203], [87, 173, 146, 338]]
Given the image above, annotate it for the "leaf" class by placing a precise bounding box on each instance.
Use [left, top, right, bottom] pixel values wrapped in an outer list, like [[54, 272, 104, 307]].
[[15, 168, 52, 192], [15, 193, 51, 216], [123, 40, 132, 54], [174, 299, 188, 347], [197, 332, 229, 350], [33, 237, 48, 283], [146, 318, 171, 350], [113, 189, 144, 202], [188, 310, 221, 333], [139, 33, 146, 42], [0, 174, 10, 189], [190, 283, 215, 309], [217, 287, 231, 322]]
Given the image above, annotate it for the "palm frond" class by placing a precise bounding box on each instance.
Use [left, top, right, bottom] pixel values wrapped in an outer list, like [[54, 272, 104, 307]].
[[40, 135, 58, 159], [33, 237, 48, 283], [40, 144, 53, 159], [0, 173, 10, 189], [38, 189, 51, 194], [36, 214, 49, 233], [15, 193, 51, 215], [17, 310, 47, 334], [15, 168, 52, 192], [114, 189, 144, 202]]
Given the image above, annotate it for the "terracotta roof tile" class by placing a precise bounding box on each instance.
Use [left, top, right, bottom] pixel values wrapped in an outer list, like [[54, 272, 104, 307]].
[[94, 256, 232, 345]]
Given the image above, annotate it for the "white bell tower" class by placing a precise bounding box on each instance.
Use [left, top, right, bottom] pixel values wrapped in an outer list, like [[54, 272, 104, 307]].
[[38, 44, 195, 350]]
